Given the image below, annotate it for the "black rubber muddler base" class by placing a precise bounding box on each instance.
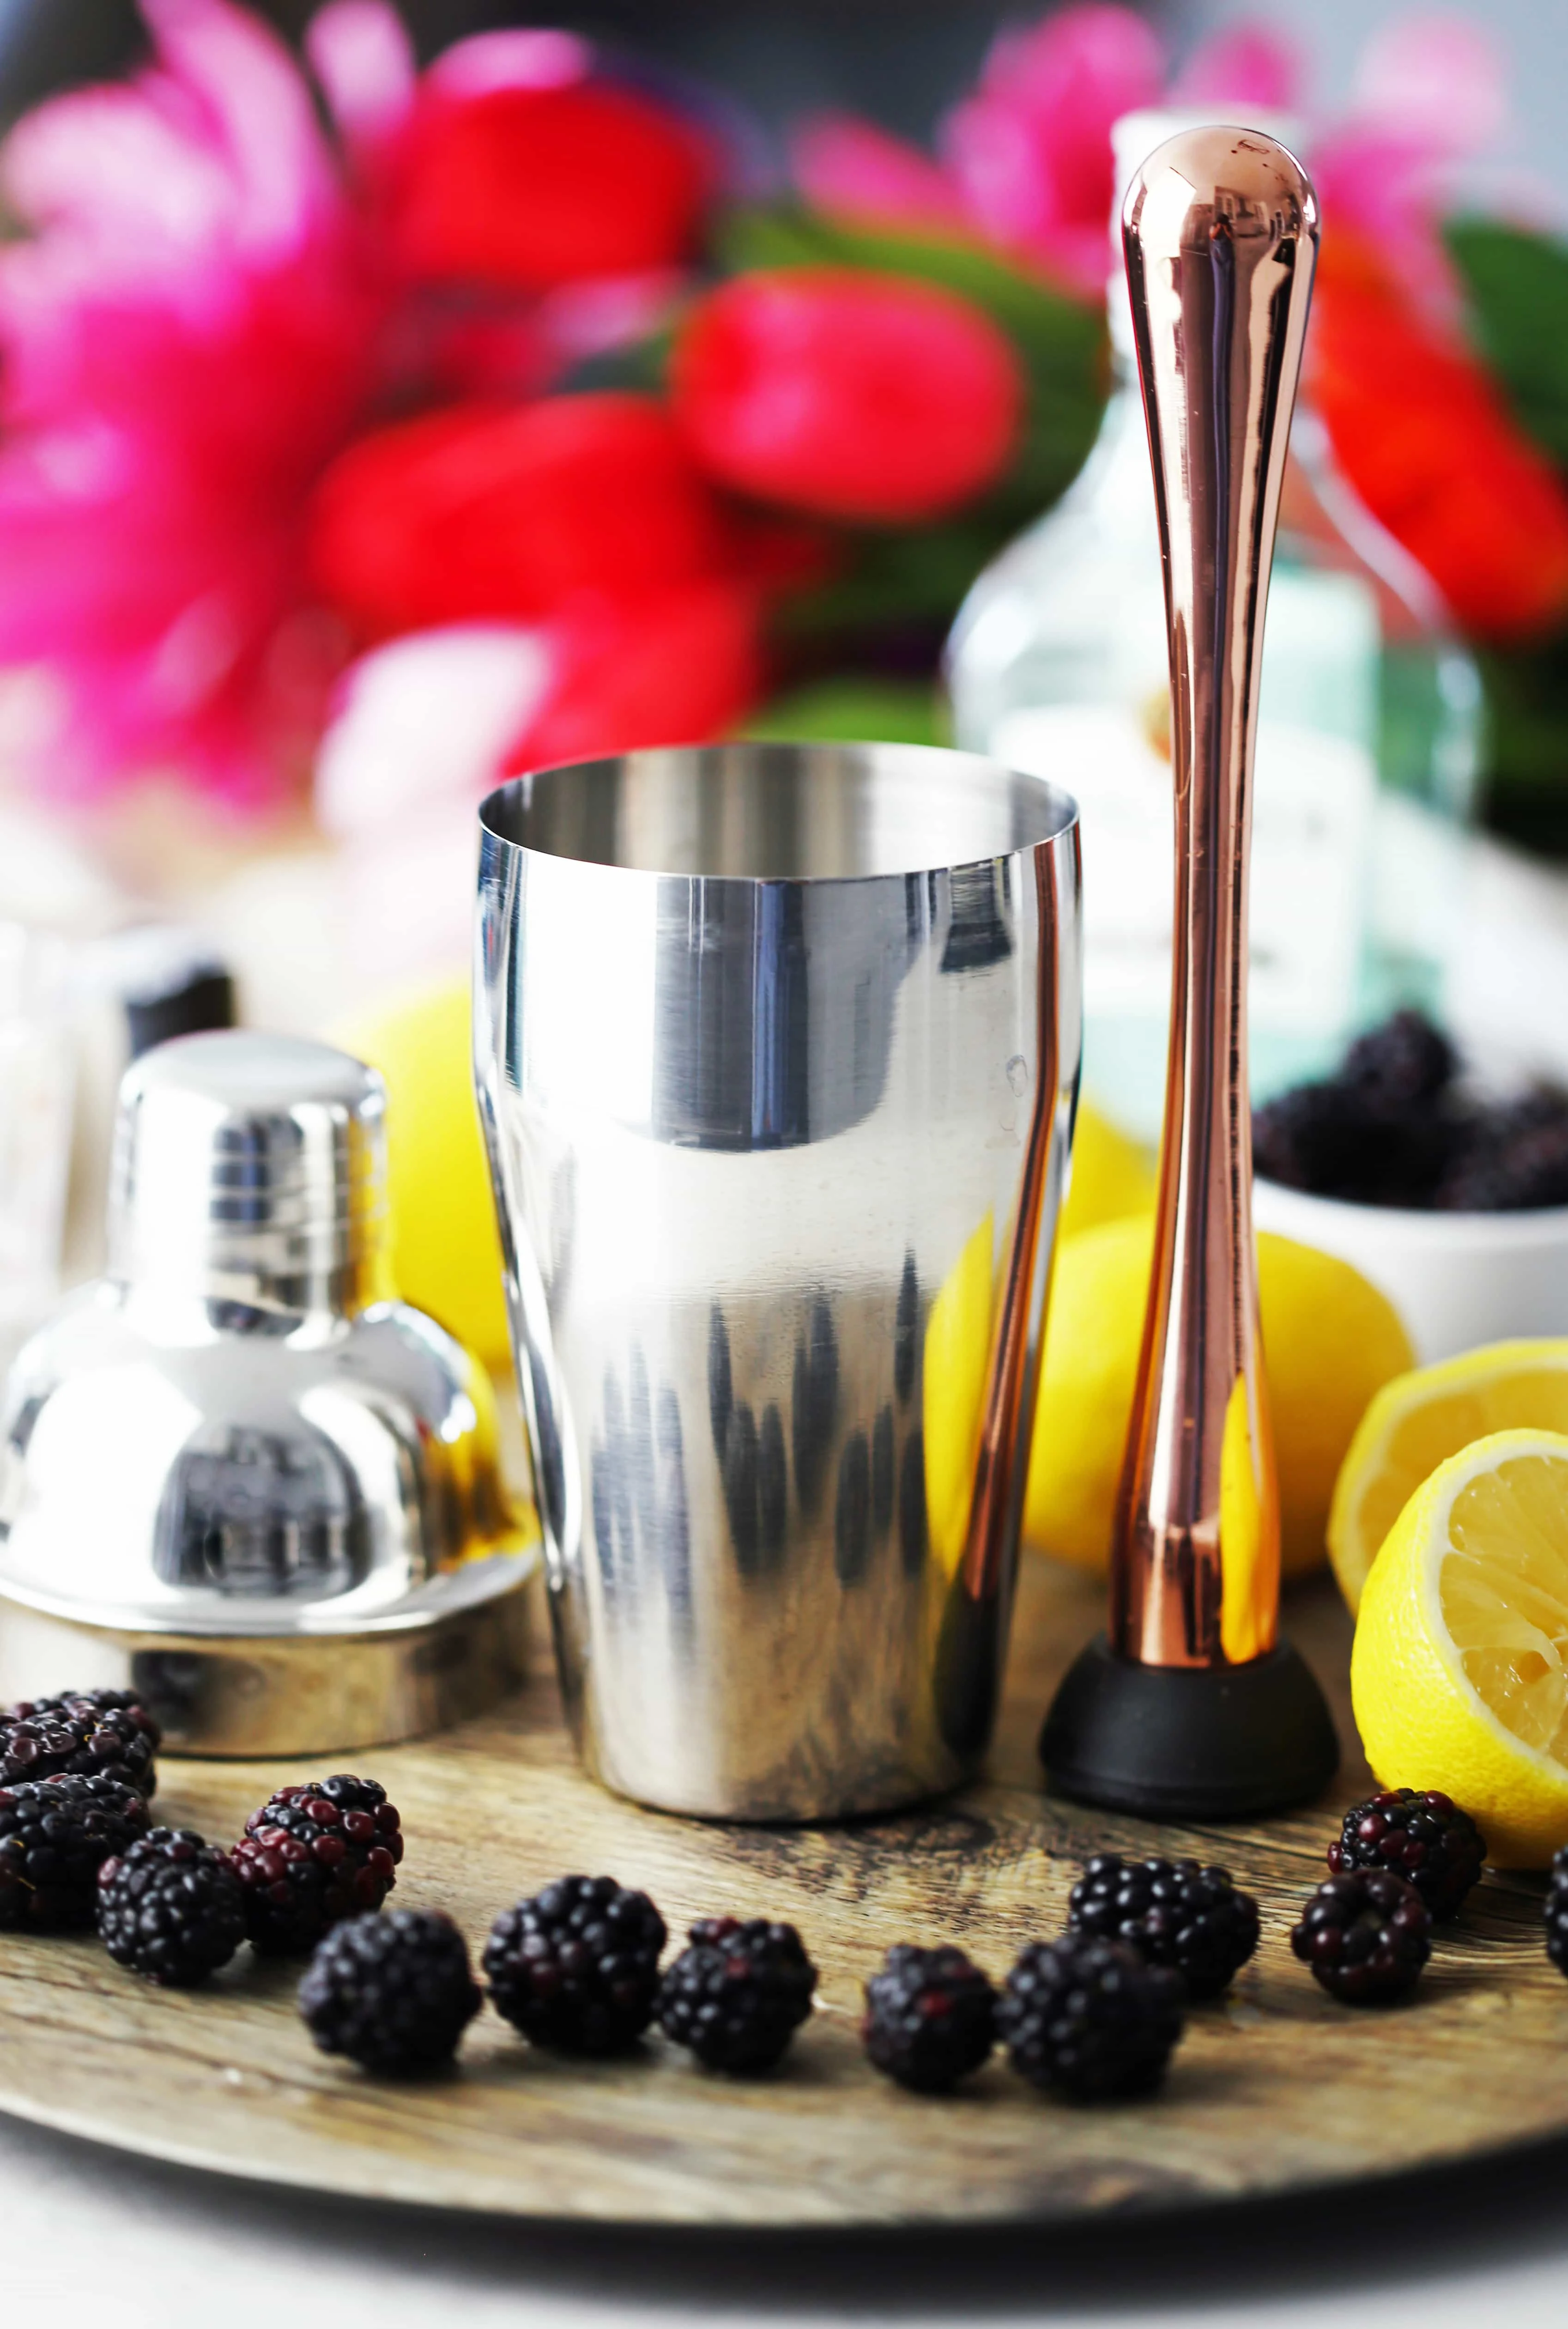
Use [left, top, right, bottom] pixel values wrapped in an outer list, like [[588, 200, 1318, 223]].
[[1038, 1634, 1340, 1820]]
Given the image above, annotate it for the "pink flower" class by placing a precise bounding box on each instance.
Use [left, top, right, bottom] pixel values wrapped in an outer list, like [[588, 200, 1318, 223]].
[[789, 115, 969, 238], [0, 0, 392, 808], [795, 4, 1299, 298], [1167, 25, 1300, 112], [1314, 12, 1511, 317], [0, 0, 727, 811], [794, 4, 1513, 332], [940, 5, 1166, 294]]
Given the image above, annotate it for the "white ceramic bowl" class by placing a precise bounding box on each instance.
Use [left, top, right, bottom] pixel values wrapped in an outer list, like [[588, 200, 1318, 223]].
[[1253, 1178, 1568, 1363]]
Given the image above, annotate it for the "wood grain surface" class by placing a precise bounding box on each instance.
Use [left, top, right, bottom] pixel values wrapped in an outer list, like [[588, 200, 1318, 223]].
[[0, 1558, 1560, 2228]]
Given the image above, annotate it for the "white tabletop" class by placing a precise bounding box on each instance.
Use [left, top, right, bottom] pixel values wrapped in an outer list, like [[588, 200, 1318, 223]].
[[4, 2105, 1568, 2327]]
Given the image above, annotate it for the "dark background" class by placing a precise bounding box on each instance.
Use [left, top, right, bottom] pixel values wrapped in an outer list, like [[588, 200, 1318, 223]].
[[0, 0, 1172, 138]]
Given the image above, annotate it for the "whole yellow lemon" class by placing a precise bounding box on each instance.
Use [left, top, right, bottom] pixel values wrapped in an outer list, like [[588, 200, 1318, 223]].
[[329, 981, 511, 1371], [921, 1211, 995, 1575], [1059, 1102, 1156, 1243], [1265, 1231, 1414, 1577], [1025, 1215, 1414, 1577]]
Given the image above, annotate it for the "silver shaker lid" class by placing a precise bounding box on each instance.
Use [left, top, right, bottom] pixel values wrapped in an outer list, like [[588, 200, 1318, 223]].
[[107, 1031, 389, 1317], [0, 1028, 537, 1754]]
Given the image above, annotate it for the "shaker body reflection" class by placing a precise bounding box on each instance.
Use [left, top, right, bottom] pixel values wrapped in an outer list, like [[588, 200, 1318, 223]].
[[476, 743, 1080, 1819]]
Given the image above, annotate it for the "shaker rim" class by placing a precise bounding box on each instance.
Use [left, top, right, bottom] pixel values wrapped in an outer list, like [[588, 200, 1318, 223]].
[[479, 738, 1078, 889]]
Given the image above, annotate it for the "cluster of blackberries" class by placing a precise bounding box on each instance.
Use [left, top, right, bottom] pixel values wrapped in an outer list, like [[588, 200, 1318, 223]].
[[0, 1686, 404, 1991], [1, 1688, 160, 1797], [1291, 1786, 1488, 2006], [18, 1679, 1568, 2085], [301, 1854, 1264, 2097], [860, 1854, 1261, 2104], [300, 1875, 818, 2080], [0, 1690, 164, 1937], [1253, 1010, 1568, 1212]]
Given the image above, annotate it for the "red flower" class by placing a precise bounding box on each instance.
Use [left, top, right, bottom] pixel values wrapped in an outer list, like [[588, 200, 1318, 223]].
[[309, 391, 729, 636], [1312, 244, 1568, 643], [395, 75, 714, 294], [671, 267, 1024, 523], [508, 579, 763, 769]]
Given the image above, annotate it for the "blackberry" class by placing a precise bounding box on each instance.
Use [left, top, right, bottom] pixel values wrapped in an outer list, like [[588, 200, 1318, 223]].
[[1254, 1074, 1461, 1208], [1252, 1080, 1372, 1198], [1435, 1094, 1568, 1212], [1067, 1854, 1260, 1999], [299, 1908, 480, 2075], [1547, 1845, 1568, 1977], [861, 1944, 995, 2092], [0, 1689, 159, 1798], [657, 1917, 817, 2073], [0, 1774, 150, 1929], [483, 1874, 666, 2054], [1253, 1013, 1471, 1210], [1328, 1789, 1486, 1919], [1290, 1870, 1431, 2004], [999, 1935, 1185, 2103], [1341, 1011, 1457, 1110], [230, 1774, 402, 1954], [97, 1828, 247, 1985]]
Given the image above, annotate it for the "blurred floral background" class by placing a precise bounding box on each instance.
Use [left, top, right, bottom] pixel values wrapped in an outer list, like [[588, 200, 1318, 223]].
[[0, 0, 1561, 1413], [2, 0, 1567, 857], [1, 0, 1568, 1304]]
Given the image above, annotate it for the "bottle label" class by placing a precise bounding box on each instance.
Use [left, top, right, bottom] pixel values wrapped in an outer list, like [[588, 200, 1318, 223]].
[[993, 701, 1377, 1032]]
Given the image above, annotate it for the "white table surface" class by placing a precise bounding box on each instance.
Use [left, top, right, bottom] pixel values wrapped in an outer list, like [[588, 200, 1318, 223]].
[[3, 2103, 1568, 2326]]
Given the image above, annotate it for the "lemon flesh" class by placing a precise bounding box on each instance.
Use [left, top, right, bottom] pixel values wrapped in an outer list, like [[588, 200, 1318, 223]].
[[1330, 1340, 1568, 1614], [1352, 1428, 1568, 1866], [1443, 1447, 1568, 1762]]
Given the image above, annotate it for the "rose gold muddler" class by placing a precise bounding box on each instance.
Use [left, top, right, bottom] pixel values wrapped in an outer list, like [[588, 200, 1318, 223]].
[[1039, 126, 1340, 1816]]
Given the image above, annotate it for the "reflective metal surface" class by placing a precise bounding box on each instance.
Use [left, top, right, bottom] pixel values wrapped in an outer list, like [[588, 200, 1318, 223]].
[[1113, 128, 1317, 1666], [0, 1032, 536, 1751], [476, 742, 1081, 1820]]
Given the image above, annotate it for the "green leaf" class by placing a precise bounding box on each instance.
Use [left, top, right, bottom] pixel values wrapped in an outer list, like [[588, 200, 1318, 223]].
[[1476, 630, 1568, 854], [714, 205, 1107, 521], [744, 676, 948, 747], [1447, 217, 1568, 469], [773, 514, 1014, 642]]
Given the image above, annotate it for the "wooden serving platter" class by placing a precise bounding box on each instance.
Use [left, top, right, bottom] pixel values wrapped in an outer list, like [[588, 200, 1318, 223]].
[[0, 1560, 1560, 2228]]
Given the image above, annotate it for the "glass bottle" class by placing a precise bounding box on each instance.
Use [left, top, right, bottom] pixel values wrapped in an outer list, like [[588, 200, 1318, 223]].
[[946, 109, 1483, 1139]]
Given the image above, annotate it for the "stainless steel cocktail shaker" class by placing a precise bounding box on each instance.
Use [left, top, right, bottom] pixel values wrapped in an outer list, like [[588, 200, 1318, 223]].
[[0, 1031, 535, 1752], [476, 741, 1081, 1819]]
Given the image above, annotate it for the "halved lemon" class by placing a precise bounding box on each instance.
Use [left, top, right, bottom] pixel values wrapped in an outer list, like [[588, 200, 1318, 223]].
[[1329, 1340, 1568, 1613], [1351, 1427, 1568, 1866]]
